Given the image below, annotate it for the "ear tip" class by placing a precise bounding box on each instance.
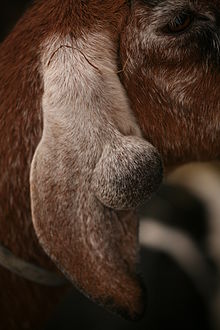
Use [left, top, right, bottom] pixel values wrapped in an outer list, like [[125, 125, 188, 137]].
[[113, 302, 146, 322], [97, 274, 147, 322], [115, 277, 147, 322]]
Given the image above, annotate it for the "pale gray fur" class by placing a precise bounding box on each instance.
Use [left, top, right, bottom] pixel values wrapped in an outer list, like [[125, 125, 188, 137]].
[[29, 30, 162, 317], [32, 32, 162, 212]]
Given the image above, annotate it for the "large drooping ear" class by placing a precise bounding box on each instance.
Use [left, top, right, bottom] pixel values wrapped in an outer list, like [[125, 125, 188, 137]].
[[30, 32, 163, 320]]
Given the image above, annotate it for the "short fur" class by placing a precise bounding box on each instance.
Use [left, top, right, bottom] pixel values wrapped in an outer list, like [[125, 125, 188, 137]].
[[1, 0, 220, 328], [120, 0, 220, 166]]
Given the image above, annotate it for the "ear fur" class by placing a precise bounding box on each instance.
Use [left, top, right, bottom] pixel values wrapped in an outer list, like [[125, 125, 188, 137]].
[[91, 135, 162, 210], [30, 31, 162, 320]]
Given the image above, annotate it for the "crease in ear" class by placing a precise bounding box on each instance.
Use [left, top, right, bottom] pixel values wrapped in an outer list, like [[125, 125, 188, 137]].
[[30, 30, 163, 320]]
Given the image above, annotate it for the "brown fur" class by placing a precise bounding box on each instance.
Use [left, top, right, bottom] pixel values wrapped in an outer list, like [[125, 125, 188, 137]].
[[120, 0, 220, 166], [1, 0, 220, 328], [0, 1, 133, 328]]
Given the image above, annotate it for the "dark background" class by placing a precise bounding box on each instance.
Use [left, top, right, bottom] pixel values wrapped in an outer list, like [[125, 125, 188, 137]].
[[0, 1, 31, 42]]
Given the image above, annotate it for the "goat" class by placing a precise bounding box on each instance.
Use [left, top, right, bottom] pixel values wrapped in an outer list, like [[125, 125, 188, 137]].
[[0, 0, 220, 329]]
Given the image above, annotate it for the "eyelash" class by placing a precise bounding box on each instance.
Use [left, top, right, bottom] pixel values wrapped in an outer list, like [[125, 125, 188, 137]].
[[163, 12, 194, 35]]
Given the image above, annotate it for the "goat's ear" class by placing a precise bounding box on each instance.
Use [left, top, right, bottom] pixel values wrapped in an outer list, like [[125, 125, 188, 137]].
[[30, 33, 163, 320]]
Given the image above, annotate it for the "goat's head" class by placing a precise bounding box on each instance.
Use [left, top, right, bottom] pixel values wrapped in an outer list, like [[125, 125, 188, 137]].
[[5, 0, 218, 322], [120, 0, 220, 167]]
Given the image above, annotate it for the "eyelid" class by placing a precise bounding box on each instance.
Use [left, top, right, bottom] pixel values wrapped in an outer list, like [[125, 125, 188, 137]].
[[155, 7, 214, 37], [160, 11, 194, 35]]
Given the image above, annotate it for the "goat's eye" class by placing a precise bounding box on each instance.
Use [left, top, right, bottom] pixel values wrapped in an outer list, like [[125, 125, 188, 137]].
[[166, 13, 193, 34]]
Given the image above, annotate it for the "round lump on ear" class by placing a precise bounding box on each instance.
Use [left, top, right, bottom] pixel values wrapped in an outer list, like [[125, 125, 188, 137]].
[[91, 136, 163, 210]]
